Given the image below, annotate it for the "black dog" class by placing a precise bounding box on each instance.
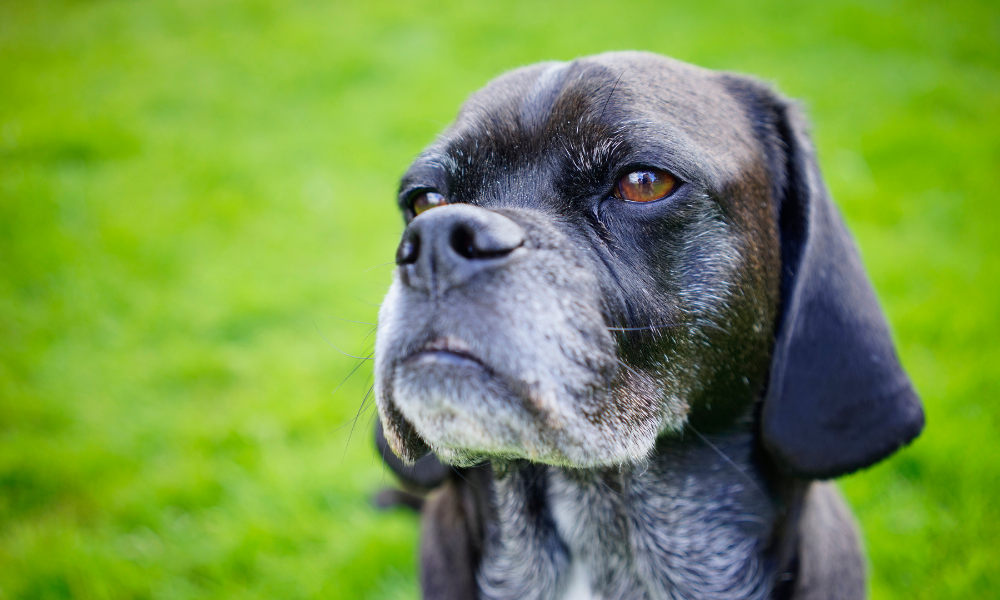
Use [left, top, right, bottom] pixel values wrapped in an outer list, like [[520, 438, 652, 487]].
[[372, 52, 923, 600]]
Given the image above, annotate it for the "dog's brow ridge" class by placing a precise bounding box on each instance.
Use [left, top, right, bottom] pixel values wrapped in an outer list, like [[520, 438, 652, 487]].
[[520, 62, 571, 131]]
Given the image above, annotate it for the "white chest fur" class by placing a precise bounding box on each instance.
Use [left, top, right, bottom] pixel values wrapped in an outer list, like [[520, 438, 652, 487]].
[[544, 463, 772, 600], [558, 559, 602, 600], [478, 447, 774, 600], [549, 472, 602, 600]]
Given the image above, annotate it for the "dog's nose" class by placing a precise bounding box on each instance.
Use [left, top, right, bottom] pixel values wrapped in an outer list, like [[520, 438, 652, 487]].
[[396, 204, 525, 295]]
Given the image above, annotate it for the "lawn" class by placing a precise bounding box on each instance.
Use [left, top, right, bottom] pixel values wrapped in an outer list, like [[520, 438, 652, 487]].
[[0, 0, 997, 598]]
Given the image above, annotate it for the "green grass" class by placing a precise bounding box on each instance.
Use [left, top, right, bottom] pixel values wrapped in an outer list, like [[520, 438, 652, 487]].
[[0, 0, 997, 597]]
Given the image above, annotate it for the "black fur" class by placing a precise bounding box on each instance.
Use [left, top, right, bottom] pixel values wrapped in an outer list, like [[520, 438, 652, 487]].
[[372, 52, 923, 599]]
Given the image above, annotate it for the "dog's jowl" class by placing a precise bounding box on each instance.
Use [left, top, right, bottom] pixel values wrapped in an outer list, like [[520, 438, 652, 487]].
[[372, 52, 924, 600]]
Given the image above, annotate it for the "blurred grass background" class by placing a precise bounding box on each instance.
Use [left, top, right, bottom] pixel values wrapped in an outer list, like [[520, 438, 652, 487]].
[[0, 0, 997, 598]]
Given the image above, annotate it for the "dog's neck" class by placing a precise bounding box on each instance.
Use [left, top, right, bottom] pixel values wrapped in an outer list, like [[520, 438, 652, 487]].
[[477, 431, 797, 600]]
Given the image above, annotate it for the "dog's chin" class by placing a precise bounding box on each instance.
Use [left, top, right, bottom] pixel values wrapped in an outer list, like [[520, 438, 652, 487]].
[[382, 351, 675, 469], [390, 354, 571, 467]]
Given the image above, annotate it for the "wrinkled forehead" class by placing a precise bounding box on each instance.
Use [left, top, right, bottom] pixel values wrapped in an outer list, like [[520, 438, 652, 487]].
[[425, 53, 759, 187]]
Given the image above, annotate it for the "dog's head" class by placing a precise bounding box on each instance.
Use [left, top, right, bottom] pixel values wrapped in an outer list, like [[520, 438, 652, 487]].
[[374, 52, 923, 479]]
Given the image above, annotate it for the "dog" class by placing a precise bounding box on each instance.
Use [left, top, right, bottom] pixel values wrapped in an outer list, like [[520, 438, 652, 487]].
[[371, 51, 924, 600]]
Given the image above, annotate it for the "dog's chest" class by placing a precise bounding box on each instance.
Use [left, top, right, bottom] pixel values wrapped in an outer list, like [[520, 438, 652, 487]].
[[558, 559, 602, 600], [478, 446, 777, 600]]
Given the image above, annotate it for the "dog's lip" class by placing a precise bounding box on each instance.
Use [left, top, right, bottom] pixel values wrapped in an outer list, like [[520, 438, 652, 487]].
[[403, 336, 485, 369]]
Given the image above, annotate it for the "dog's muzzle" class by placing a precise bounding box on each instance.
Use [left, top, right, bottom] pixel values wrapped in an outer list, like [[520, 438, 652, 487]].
[[375, 202, 670, 467]]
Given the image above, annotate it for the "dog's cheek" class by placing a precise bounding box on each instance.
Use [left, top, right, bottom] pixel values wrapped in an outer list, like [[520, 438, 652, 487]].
[[614, 206, 749, 434], [677, 234, 779, 429], [534, 255, 672, 464]]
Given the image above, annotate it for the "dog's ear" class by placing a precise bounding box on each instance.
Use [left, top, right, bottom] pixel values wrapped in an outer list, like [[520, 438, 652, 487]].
[[420, 465, 493, 600], [724, 76, 924, 479]]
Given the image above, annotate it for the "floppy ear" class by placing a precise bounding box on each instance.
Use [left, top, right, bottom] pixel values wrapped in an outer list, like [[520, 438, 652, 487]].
[[420, 465, 493, 600], [729, 78, 925, 479]]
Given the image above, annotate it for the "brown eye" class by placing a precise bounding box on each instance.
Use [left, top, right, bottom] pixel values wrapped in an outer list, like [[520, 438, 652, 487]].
[[614, 169, 677, 203], [412, 191, 447, 215]]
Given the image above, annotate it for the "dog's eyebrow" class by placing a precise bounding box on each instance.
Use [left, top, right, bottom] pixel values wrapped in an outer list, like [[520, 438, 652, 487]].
[[398, 153, 457, 197], [559, 128, 630, 182], [557, 118, 710, 189], [414, 152, 459, 176]]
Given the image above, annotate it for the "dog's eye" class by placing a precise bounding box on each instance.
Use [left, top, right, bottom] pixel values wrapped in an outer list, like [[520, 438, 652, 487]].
[[411, 191, 447, 216], [614, 169, 677, 203]]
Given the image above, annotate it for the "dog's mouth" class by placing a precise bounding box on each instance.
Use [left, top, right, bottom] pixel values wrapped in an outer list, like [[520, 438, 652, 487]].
[[403, 336, 486, 370]]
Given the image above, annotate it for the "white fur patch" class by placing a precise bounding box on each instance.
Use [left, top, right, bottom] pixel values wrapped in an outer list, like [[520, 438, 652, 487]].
[[559, 560, 600, 600], [551, 486, 600, 600]]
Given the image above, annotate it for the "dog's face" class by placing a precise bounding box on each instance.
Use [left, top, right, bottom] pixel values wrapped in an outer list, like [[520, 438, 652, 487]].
[[375, 53, 779, 468], [375, 52, 923, 476]]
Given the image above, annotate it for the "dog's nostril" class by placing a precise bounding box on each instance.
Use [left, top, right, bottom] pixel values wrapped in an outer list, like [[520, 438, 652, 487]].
[[396, 234, 420, 265], [449, 223, 523, 260], [450, 227, 476, 259]]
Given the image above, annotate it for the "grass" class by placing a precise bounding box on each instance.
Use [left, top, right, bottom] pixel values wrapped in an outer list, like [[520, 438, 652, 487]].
[[0, 0, 997, 597]]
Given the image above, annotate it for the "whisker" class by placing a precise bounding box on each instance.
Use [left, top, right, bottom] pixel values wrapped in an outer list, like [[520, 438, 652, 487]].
[[360, 325, 378, 346], [379, 436, 389, 483], [343, 383, 376, 460], [450, 465, 480, 489], [330, 389, 375, 434], [350, 296, 382, 308], [364, 399, 379, 430], [607, 321, 729, 334], [596, 472, 623, 497], [333, 373, 375, 436], [363, 261, 396, 274], [687, 424, 766, 496], [600, 69, 627, 121], [328, 317, 377, 326], [313, 321, 374, 360], [607, 324, 684, 332], [614, 357, 644, 379], [331, 352, 373, 396]]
